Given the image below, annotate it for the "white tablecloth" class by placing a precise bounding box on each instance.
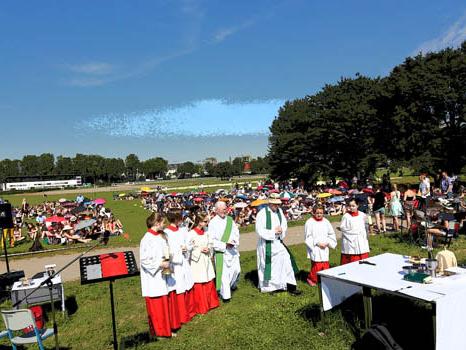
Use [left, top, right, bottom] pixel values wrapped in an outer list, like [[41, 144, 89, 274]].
[[318, 253, 466, 350], [11, 274, 65, 312]]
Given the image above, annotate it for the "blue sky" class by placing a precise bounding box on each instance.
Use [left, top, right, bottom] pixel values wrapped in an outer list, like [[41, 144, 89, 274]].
[[1, 0, 465, 163]]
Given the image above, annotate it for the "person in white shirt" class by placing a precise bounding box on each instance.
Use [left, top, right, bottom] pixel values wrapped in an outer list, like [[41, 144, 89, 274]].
[[340, 198, 370, 265], [304, 205, 337, 286], [164, 210, 195, 324], [140, 212, 178, 338], [255, 193, 300, 294], [209, 201, 240, 302], [188, 212, 220, 314]]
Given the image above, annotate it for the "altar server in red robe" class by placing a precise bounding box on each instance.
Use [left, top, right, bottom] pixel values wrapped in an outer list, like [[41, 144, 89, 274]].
[[340, 198, 370, 265], [140, 212, 179, 338], [304, 204, 337, 286]]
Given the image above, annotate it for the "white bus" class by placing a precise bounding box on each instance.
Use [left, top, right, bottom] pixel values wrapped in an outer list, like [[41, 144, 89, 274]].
[[1, 175, 82, 191]]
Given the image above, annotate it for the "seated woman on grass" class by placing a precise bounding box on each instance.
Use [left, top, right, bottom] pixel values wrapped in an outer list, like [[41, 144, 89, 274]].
[[13, 225, 25, 244], [66, 226, 92, 244], [107, 217, 123, 235], [26, 223, 38, 240]]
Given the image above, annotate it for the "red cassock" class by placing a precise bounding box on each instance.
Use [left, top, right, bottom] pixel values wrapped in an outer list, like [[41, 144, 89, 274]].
[[145, 291, 183, 337], [340, 252, 369, 265], [191, 280, 219, 314], [185, 288, 197, 320], [145, 295, 171, 337], [308, 261, 330, 284], [174, 291, 192, 324]]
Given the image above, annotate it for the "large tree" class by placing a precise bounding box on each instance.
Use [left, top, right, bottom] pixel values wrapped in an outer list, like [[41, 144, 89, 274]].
[[37, 153, 55, 176], [177, 161, 196, 176], [269, 75, 387, 184], [250, 156, 269, 174], [0, 159, 21, 182], [231, 157, 245, 176], [125, 154, 141, 180], [143, 157, 168, 179], [21, 155, 40, 176], [213, 161, 234, 179], [55, 156, 74, 175], [386, 43, 466, 173], [104, 158, 125, 182]]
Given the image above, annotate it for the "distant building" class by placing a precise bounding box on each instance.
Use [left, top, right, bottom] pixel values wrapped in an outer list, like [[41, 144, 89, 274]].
[[239, 155, 252, 162], [203, 157, 218, 166], [166, 163, 182, 178]]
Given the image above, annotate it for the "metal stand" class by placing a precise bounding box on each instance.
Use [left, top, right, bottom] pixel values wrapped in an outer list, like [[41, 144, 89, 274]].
[[109, 280, 118, 350], [362, 287, 372, 329], [12, 241, 103, 350], [1, 226, 10, 274], [317, 275, 325, 321], [432, 302, 436, 346], [46, 279, 59, 350]]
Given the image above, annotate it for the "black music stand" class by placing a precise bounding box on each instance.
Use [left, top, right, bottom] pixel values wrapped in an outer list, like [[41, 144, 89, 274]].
[[12, 239, 105, 350], [80, 251, 139, 350]]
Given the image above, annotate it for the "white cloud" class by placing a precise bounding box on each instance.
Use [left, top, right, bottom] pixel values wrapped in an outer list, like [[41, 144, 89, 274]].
[[77, 99, 284, 137], [63, 47, 195, 87], [62, 1, 279, 87], [66, 62, 115, 75], [414, 14, 466, 54], [211, 19, 255, 43]]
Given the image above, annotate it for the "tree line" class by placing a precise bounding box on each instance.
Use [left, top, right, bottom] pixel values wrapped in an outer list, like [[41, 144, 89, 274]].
[[268, 42, 466, 185], [0, 153, 270, 184]]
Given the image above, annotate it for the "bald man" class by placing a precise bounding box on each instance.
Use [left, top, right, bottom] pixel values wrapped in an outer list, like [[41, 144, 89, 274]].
[[208, 201, 241, 302]]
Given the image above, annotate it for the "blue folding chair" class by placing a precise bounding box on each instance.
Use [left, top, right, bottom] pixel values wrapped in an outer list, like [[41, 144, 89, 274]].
[[1, 309, 54, 350]]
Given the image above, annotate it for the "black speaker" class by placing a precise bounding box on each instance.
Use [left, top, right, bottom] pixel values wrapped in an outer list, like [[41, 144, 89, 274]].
[[0, 203, 14, 229], [0, 270, 25, 290]]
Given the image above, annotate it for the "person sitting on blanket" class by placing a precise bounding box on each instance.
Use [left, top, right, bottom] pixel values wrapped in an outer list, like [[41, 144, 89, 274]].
[[255, 193, 301, 295]]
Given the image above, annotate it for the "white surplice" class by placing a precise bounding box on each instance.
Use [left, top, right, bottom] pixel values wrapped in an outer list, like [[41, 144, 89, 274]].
[[304, 217, 337, 262], [208, 215, 241, 299], [255, 207, 296, 292], [139, 231, 175, 297], [165, 225, 194, 294], [187, 228, 216, 283], [340, 211, 370, 255]]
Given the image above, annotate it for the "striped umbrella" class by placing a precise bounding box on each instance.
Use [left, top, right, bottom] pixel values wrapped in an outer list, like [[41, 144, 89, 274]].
[[279, 191, 295, 200]]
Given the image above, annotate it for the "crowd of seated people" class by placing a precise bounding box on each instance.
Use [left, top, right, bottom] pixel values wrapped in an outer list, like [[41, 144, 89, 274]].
[[2, 195, 124, 248]]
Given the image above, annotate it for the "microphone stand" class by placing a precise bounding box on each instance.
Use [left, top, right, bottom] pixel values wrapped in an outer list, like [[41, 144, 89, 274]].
[[12, 239, 105, 350]]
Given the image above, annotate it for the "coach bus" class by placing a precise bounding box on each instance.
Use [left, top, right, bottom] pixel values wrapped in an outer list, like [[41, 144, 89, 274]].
[[1, 175, 82, 191]]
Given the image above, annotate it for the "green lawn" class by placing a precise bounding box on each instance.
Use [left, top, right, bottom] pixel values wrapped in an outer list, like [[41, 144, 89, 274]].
[[1, 234, 463, 349], [139, 175, 266, 190], [2, 192, 148, 255], [2, 191, 339, 256], [2, 188, 466, 349]]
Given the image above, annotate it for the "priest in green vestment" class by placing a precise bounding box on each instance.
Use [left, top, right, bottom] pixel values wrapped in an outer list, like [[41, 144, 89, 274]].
[[255, 193, 300, 294]]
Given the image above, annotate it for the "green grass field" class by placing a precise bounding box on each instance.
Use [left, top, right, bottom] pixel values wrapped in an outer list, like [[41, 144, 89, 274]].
[[1, 189, 340, 256], [137, 175, 266, 190], [1, 234, 463, 349], [2, 185, 466, 349]]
